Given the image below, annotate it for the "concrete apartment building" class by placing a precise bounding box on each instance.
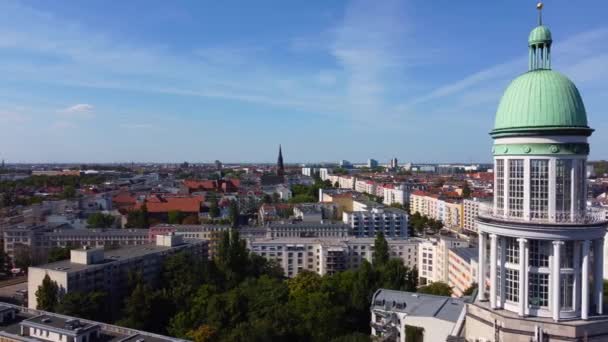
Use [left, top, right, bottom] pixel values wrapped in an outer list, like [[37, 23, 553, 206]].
[[370, 289, 467, 342], [4, 225, 150, 264], [342, 206, 408, 239], [0, 303, 186, 342], [462, 198, 491, 233], [248, 237, 419, 278], [264, 222, 350, 239], [410, 192, 464, 229], [27, 234, 207, 310], [447, 247, 478, 297], [417, 236, 470, 286]]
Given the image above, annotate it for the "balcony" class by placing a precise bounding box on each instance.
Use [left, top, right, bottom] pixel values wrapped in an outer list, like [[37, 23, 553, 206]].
[[478, 206, 607, 225]]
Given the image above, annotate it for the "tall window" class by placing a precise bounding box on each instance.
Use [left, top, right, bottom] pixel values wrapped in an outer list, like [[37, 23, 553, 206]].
[[575, 160, 587, 212], [508, 159, 524, 217], [496, 159, 505, 214], [530, 159, 549, 219], [529, 240, 550, 267], [560, 241, 574, 269], [528, 273, 549, 307], [505, 269, 519, 302], [505, 237, 519, 264], [556, 160, 572, 218], [561, 274, 574, 310]]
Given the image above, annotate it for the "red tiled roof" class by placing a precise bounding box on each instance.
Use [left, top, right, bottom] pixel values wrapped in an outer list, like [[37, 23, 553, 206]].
[[140, 195, 202, 213], [113, 191, 136, 204]]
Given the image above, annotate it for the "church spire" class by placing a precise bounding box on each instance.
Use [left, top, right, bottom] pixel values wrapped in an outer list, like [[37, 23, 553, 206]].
[[277, 145, 285, 177]]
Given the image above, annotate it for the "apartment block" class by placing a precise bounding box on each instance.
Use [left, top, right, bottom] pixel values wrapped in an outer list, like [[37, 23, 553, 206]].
[[248, 237, 419, 278], [447, 247, 478, 297], [342, 207, 408, 239], [0, 303, 186, 342], [27, 234, 207, 310]]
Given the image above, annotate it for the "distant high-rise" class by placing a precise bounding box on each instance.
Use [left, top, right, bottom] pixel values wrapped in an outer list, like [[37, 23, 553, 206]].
[[390, 158, 398, 170], [367, 159, 378, 169], [277, 145, 285, 176]]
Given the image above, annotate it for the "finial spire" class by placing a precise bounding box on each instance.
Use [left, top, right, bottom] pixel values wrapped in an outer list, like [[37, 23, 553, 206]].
[[537, 2, 544, 26]]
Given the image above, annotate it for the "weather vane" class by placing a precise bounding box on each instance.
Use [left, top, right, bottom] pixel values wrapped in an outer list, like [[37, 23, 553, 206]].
[[537, 1, 544, 25]]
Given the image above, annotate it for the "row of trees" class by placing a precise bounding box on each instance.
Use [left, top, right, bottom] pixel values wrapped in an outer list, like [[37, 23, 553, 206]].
[[409, 212, 443, 235], [35, 231, 432, 341]]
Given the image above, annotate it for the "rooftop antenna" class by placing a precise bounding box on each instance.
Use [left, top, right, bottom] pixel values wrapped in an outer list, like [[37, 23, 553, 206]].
[[537, 1, 544, 26]]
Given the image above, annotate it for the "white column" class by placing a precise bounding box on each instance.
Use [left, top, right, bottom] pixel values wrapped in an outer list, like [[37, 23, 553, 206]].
[[573, 241, 581, 312], [552, 241, 563, 321], [582, 240, 590, 320], [524, 241, 530, 315], [478, 233, 487, 301], [500, 237, 507, 308], [518, 238, 528, 316], [594, 238, 604, 315], [490, 234, 498, 309]]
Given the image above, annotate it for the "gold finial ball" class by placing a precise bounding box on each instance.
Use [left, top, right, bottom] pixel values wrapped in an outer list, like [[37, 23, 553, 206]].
[[537, 2, 543, 10]]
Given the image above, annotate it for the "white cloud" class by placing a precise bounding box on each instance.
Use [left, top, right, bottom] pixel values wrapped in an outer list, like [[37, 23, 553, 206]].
[[64, 104, 93, 113], [59, 104, 94, 119]]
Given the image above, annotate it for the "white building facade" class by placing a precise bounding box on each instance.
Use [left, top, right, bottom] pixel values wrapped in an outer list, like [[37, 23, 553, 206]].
[[467, 6, 608, 341]]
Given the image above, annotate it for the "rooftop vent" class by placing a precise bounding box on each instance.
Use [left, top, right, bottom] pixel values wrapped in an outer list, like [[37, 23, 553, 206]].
[[41, 318, 51, 323]]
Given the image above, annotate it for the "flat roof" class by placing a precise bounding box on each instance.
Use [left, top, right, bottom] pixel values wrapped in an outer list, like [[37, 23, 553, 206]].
[[372, 289, 466, 323], [31, 240, 202, 273], [0, 303, 187, 342], [249, 237, 419, 245]]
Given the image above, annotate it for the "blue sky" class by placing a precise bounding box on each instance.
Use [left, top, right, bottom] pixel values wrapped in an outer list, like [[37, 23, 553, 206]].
[[1, 0, 607, 163]]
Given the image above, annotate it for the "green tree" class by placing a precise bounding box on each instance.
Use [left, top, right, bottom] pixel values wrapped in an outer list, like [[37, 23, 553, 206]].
[[87, 212, 115, 228], [372, 232, 389, 266], [229, 201, 239, 228], [61, 185, 77, 199], [208, 196, 220, 218], [334, 181, 339, 188], [462, 182, 472, 199], [13, 245, 31, 270], [418, 281, 453, 296], [118, 282, 169, 333], [168, 210, 185, 224], [47, 247, 71, 263], [125, 204, 150, 228], [36, 274, 59, 311], [463, 282, 478, 296], [56, 291, 109, 322], [405, 325, 424, 342], [262, 194, 272, 204]]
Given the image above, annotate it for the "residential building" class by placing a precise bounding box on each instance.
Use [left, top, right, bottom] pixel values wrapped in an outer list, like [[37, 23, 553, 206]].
[[448, 247, 478, 297], [370, 289, 467, 342], [0, 302, 187, 342], [248, 237, 419, 278], [258, 203, 292, 222], [27, 234, 207, 310], [417, 235, 469, 285], [410, 192, 463, 229], [355, 179, 376, 195], [265, 222, 350, 238], [389, 158, 398, 170], [463, 198, 491, 233], [342, 207, 408, 238], [418, 240, 437, 285], [301, 167, 318, 177], [3, 225, 150, 264], [293, 203, 323, 222], [434, 236, 469, 285], [383, 184, 407, 206], [467, 6, 608, 340], [339, 160, 352, 169]]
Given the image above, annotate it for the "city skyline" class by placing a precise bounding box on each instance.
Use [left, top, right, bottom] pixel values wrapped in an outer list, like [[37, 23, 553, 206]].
[[1, 0, 608, 163]]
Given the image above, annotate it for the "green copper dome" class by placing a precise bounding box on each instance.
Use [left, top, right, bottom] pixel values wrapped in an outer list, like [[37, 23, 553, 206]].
[[491, 21, 593, 138], [529, 25, 552, 45], [492, 70, 590, 137]]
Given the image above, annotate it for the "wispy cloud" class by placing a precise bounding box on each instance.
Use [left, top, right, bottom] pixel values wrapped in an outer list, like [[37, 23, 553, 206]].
[[58, 103, 95, 119], [119, 123, 153, 129]]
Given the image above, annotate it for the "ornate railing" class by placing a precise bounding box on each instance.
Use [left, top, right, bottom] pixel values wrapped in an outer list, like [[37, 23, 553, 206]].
[[478, 205, 608, 225]]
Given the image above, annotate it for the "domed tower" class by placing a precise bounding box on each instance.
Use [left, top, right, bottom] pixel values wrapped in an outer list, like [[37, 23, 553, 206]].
[[467, 4, 608, 338]]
